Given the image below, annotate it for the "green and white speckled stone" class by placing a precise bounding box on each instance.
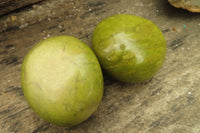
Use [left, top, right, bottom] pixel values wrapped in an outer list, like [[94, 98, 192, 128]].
[[21, 36, 103, 126], [169, 0, 200, 12], [92, 14, 166, 83]]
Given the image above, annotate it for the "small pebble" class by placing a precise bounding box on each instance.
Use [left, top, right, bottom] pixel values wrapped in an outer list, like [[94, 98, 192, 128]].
[[58, 25, 62, 28], [89, 9, 92, 11], [173, 28, 177, 31], [188, 92, 192, 95], [48, 18, 51, 21], [19, 23, 29, 29], [11, 16, 17, 21]]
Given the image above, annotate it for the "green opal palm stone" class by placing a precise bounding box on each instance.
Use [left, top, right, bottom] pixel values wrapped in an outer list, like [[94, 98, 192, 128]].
[[21, 36, 103, 126], [92, 14, 166, 83]]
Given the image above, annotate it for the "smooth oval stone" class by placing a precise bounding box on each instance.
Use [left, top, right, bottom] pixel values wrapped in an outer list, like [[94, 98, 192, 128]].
[[21, 35, 103, 126], [92, 14, 166, 83], [169, 0, 200, 12]]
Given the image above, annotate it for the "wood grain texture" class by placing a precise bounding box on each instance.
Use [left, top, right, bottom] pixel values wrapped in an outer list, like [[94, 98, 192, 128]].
[[1, 0, 200, 132], [0, 0, 43, 16]]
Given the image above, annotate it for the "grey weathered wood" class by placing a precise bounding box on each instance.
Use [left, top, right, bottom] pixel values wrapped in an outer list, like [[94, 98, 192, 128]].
[[1, 0, 200, 133], [0, 0, 43, 16]]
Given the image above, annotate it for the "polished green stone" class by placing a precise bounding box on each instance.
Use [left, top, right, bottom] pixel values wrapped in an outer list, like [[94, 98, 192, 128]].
[[21, 36, 103, 126], [92, 14, 166, 83], [169, 0, 200, 12]]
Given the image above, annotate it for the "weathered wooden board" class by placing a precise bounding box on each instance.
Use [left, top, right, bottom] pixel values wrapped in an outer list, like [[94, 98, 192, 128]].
[[1, 0, 200, 133], [0, 0, 43, 16]]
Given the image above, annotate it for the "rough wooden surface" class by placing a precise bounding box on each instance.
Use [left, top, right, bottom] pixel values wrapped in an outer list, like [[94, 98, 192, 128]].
[[1, 0, 200, 133], [0, 0, 43, 16]]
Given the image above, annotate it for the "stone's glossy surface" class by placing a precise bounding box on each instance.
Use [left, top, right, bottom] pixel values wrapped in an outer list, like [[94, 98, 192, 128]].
[[169, 0, 200, 12], [92, 14, 166, 83], [21, 36, 103, 126]]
